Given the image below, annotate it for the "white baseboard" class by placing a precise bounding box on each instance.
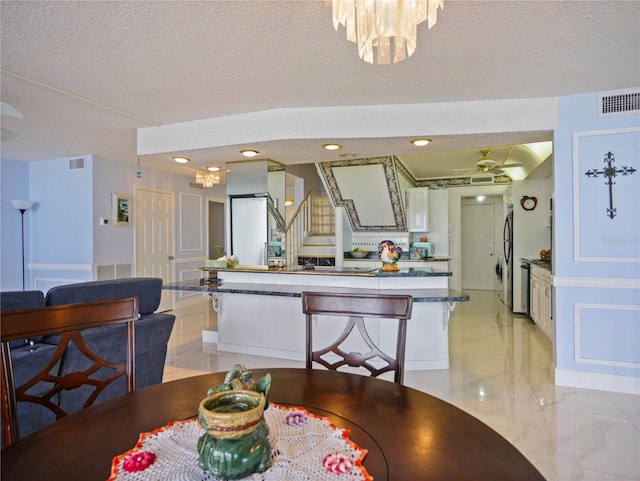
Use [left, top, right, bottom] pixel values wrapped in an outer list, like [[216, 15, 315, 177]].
[[202, 329, 218, 343], [555, 368, 640, 395], [217, 343, 305, 362]]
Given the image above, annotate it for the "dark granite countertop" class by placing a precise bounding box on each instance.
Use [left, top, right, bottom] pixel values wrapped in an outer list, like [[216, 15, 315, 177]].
[[521, 258, 552, 270], [200, 266, 451, 277], [164, 280, 469, 303]]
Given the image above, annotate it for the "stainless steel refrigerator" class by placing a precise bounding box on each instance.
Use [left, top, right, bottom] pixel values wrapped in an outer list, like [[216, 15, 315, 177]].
[[502, 207, 514, 308]]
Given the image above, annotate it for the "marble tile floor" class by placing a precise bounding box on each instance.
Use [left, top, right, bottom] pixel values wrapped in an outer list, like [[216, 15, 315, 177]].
[[163, 290, 639, 481]]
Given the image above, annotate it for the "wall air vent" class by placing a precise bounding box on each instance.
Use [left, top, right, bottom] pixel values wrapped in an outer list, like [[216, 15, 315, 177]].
[[598, 89, 640, 117], [68, 156, 85, 170], [470, 175, 494, 185], [96, 263, 133, 280], [189, 182, 204, 189]]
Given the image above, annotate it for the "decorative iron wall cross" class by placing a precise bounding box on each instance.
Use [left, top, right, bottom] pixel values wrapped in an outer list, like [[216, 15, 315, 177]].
[[585, 151, 636, 219]]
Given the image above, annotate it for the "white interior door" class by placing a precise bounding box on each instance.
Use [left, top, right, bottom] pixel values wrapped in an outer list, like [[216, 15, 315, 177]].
[[461, 204, 495, 290], [136, 188, 174, 312]]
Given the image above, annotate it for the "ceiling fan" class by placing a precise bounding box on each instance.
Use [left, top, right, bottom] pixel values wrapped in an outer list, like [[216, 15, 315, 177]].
[[455, 149, 523, 175], [1, 102, 23, 141]]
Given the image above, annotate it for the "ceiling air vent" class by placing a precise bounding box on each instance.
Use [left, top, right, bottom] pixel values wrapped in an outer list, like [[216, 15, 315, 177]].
[[68, 156, 85, 170], [598, 89, 640, 117], [470, 175, 494, 185], [189, 182, 204, 189]]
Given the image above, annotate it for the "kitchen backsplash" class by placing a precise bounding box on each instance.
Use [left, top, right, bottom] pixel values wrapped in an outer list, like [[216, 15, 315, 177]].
[[350, 236, 410, 253]]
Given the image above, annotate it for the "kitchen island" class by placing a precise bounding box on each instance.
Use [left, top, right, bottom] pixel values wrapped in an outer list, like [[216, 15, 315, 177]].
[[165, 265, 469, 370]]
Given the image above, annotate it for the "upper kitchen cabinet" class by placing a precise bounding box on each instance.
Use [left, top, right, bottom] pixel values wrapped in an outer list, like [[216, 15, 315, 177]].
[[427, 189, 450, 256], [406, 187, 450, 254], [406, 187, 430, 232]]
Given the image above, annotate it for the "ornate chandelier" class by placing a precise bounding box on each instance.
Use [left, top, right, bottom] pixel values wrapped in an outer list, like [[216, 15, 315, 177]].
[[332, 0, 444, 64], [195, 171, 220, 187]]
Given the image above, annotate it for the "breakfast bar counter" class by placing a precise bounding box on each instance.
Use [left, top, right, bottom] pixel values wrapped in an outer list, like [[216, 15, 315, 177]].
[[165, 265, 469, 370], [164, 279, 468, 303]]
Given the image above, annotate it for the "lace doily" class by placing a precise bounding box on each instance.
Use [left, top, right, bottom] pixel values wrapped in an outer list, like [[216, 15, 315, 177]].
[[109, 403, 372, 481]]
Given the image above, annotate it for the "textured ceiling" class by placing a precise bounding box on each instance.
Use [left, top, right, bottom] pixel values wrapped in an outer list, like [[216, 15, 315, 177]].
[[1, 1, 639, 180]]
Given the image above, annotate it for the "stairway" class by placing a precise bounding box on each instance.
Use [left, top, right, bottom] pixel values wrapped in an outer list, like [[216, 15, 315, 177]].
[[285, 191, 336, 266]]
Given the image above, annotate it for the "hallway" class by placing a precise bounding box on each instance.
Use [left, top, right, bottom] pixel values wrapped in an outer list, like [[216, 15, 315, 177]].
[[163, 290, 639, 481]]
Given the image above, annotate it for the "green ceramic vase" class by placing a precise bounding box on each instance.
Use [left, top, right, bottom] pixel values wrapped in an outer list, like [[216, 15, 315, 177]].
[[197, 421, 271, 479], [197, 390, 271, 480]]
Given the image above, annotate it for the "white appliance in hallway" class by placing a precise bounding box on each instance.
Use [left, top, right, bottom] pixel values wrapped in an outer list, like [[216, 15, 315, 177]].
[[502, 207, 514, 308]]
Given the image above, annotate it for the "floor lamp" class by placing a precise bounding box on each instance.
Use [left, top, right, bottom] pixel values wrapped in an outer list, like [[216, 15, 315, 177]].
[[11, 200, 34, 290]]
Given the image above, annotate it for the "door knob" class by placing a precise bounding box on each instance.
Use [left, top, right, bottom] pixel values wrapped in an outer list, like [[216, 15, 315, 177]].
[[168, 256, 174, 260]]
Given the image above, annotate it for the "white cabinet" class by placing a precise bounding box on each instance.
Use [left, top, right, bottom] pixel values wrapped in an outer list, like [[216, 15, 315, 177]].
[[406, 188, 450, 256], [427, 189, 450, 256], [406, 188, 429, 232], [543, 281, 552, 336], [530, 265, 552, 341], [530, 273, 542, 323]]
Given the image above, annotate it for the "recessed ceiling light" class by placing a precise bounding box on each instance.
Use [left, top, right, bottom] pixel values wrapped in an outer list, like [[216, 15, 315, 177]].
[[411, 138, 432, 147], [206, 165, 222, 172], [172, 156, 191, 163], [323, 143, 342, 151], [240, 149, 259, 158]]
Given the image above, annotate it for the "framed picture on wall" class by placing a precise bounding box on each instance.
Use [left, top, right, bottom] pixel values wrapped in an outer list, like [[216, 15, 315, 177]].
[[112, 193, 132, 226]]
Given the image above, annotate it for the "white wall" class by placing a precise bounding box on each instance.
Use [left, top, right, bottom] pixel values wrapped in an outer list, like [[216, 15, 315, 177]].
[[0, 159, 30, 291], [512, 176, 553, 313], [93, 156, 135, 265], [27, 156, 95, 290]]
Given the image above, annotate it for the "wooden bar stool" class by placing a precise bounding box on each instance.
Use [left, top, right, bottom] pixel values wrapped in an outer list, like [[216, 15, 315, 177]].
[[301, 292, 413, 384]]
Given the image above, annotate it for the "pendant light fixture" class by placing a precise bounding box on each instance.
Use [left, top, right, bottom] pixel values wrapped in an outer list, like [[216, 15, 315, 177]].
[[195, 170, 221, 187], [332, 0, 444, 64]]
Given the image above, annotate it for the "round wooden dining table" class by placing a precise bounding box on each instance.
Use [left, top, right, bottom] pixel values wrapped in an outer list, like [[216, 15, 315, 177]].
[[1, 368, 545, 480]]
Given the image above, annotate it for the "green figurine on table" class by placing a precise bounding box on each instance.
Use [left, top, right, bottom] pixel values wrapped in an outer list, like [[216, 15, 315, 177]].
[[197, 365, 272, 480]]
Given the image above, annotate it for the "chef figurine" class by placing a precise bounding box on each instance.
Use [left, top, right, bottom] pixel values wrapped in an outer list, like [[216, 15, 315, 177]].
[[379, 240, 401, 271]]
